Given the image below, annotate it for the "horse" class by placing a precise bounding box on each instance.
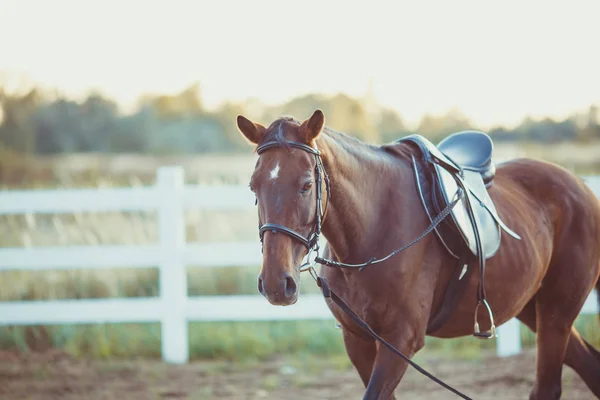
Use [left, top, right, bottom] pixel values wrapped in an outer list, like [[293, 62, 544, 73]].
[[236, 109, 600, 399]]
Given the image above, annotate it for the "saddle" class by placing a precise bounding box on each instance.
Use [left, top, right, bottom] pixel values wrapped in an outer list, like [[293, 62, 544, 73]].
[[387, 131, 521, 338]]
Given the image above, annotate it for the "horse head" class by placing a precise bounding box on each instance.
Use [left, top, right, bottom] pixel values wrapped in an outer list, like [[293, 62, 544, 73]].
[[236, 110, 326, 305]]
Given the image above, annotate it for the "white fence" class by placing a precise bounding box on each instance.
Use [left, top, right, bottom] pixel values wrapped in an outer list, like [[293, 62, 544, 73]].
[[0, 167, 598, 363]]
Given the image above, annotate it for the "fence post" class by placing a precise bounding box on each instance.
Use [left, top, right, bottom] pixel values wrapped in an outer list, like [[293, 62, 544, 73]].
[[496, 317, 522, 357], [157, 166, 188, 364]]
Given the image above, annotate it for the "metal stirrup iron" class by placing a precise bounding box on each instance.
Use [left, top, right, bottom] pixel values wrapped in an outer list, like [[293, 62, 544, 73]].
[[473, 298, 496, 339]]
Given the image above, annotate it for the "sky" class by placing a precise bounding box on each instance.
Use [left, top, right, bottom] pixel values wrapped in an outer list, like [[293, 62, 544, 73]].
[[1, 0, 599, 129]]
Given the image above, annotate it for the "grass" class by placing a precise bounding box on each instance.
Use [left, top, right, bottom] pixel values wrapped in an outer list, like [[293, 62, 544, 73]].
[[2, 316, 597, 362], [0, 320, 346, 361]]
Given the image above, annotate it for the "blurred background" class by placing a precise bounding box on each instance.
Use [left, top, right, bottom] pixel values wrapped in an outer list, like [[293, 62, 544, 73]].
[[1, 0, 599, 399]]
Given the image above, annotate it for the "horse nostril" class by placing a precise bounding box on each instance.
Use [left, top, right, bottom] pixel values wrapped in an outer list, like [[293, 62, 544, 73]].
[[284, 275, 297, 298], [257, 276, 266, 296]]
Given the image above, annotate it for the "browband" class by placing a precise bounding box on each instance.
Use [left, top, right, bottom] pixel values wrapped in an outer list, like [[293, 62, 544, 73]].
[[257, 141, 321, 156]]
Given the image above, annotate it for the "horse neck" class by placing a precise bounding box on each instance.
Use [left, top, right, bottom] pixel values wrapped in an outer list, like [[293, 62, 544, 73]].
[[316, 130, 405, 262]]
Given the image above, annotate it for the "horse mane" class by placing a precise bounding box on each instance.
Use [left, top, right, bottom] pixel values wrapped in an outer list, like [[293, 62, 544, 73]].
[[257, 115, 416, 162], [380, 138, 415, 161]]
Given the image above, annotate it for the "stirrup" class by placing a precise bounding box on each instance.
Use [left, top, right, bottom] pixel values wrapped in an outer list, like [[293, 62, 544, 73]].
[[473, 299, 496, 339]]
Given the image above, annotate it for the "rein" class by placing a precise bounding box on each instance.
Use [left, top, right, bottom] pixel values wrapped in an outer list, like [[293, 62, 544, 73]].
[[255, 139, 472, 400]]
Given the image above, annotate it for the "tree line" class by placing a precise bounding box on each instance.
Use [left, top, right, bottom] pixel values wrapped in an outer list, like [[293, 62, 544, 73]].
[[1, 83, 599, 155]]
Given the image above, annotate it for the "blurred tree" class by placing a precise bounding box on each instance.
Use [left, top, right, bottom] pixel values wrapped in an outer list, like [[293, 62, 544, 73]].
[[377, 108, 408, 143], [0, 92, 4, 125], [513, 116, 577, 143], [327, 94, 379, 144], [263, 93, 328, 123], [33, 94, 119, 153], [583, 105, 600, 141], [488, 126, 520, 142], [80, 94, 120, 151], [148, 116, 229, 154], [143, 83, 204, 119], [416, 108, 473, 142], [109, 106, 155, 153], [269, 93, 379, 143], [213, 102, 250, 151], [1, 81, 599, 155], [0, 88, 43, 153]]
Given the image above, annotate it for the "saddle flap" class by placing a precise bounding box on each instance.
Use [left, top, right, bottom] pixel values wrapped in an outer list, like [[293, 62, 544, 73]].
[[433, 165, 501, 259], [390, 132, 519, 260]]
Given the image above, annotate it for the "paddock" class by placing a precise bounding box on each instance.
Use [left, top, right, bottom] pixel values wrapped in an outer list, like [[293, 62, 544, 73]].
[[0, 348, 592, 399]]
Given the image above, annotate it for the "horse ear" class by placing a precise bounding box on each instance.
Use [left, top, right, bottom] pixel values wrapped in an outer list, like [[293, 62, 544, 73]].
[[303, 109, 325, 142], [237, 115, 266, 144]]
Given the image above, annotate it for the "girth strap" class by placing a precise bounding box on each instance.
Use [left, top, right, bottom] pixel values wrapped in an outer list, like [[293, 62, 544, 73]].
[[426, 253, 473, 334]]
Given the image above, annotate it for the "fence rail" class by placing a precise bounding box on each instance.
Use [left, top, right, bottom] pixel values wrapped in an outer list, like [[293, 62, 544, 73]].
[[0, 167, 598, 363]]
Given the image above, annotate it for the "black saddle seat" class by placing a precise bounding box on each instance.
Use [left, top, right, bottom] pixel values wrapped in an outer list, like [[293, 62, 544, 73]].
[[437, 131, 495, 183]]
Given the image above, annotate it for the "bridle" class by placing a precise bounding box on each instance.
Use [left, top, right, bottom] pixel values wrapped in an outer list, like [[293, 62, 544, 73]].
[[255, 139, 460, 270], [256, 140, 331, 260]]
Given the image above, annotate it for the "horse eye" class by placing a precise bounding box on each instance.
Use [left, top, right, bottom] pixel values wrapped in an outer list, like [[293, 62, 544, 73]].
[[301, 182, 313, 193]]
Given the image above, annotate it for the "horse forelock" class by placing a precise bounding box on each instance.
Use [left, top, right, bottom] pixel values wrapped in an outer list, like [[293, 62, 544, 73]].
[[257, 117, 302, 150]]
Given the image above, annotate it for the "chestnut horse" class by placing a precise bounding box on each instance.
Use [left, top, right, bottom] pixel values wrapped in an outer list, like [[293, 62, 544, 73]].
[[236, 110, 600, 399]]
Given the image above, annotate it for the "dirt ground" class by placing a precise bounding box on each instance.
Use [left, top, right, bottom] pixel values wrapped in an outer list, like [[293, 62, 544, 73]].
[[0, 349, 594, 400]]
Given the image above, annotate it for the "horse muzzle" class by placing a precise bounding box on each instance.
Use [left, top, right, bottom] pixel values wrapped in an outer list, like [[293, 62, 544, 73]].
[[257, 272, 299, 306]]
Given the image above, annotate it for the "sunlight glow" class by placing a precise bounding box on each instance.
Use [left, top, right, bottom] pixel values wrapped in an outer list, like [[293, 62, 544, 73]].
[[1, 0, 599, 129]]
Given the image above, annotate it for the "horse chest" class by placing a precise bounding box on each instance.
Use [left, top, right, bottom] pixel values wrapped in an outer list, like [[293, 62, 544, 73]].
[[324, 272, 397, 331]]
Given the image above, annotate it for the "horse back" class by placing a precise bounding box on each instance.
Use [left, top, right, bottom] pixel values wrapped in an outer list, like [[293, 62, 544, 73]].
[[493, 158, 600, 231], [490, 157, 600, 277]]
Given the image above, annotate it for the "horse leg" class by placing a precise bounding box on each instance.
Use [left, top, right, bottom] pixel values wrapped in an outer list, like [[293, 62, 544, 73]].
[[363, 327, 424, 400], [517, 298, 600, 397], [564, 328, 600, 396], [342, 327, 377, 387]]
